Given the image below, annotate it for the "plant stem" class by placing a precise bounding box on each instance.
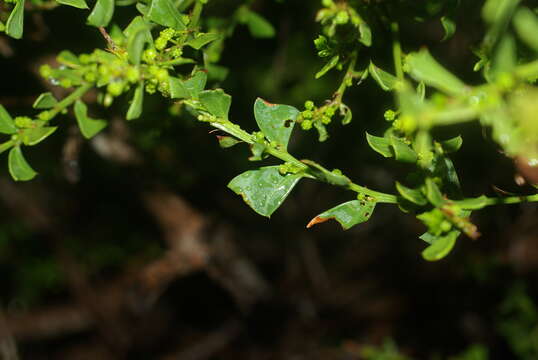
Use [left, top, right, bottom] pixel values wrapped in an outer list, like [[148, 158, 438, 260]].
[[47, 83, 92, 120], [483, 193, 538, 206], [391, 22, 403, 80], [209, 119, 399, 203]]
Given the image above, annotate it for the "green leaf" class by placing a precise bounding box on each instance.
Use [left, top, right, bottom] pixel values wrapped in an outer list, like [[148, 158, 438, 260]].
[[33, 92, 58, 109], [22, 127, 57, 146], [56, 0, 88, 9], [147, 0, 186, 30], [254, 98, 299, 150], [358, 22, 372, 46], [514, 7, 538, 52], [440, 135, 463, 153], [126, 82, 144, 120], [396, 182, 428, 206], [186, 33, 220, 50], [404, 49, 467, 96], [340, 104, 352, 125], [491, 34, 516, 78], [390, 136, 418, 163], [87, 0, 114, 27], [421, 230, 459, 261], [315, 55, 339, 79], [199, 89, 232, 120], [127, 21, 151, 65], [366, 132, 393, 158], [169, 77, 188, 99], [307, 199, 376, 230], [6, 0, 25, 39], [369, 62, 397, 91], [74, 100, 107, 139], [228, 166, 302, 217], [0, 105, 18, 134], [217, 135, 241, 148], [244, 11, 275, 38], [57, 50, 82, 67], [425, 177, 445, 206], [454, 195, 489, 210], [184, 71, 207, 99], [8, 146, 37, 181], [440, 16, 456, 41]]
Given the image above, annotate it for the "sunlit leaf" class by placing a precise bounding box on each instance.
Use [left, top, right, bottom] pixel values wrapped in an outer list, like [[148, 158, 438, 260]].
[[366, 132, 393, 158], [307, 199, 376, 230], [228, 166, 302, 217], [200, 89, 232, 120], [56, 0, 88, 9], [514, 7, 538, 52], [126, 82, 144, 120], [315, 55, 339, 79], [8, 146, 37, 181], [22, 127, 57, 146], [254, 98, 299, 150], [87, 0, 114, 27], [147, 0, 186, 30], [74, 100, 107, 139], [396, 182, 427, 206], [186, 33, 220, 50], [440, 135, 463, 153], [33, 92, 58, 109], [421, 230, 459, 261], [6, 0, 25, 39], [405, 49, 467, 96], [369, 62, 397, 91], [440, 16, 456, 41], [425, 177, 445, 206], [0, 105, 18, 135], [390, 136, 418, 163]]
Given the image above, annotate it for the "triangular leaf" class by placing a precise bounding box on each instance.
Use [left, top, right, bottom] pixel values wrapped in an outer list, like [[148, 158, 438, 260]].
[[33, 92, 58, 109], [228, 166, 302, 217], [22, 126, 57, 146], [74, 100, 107, 139], [87, 0, 114, 27], [147, 0, 186, 30], [0, 105, 17, 134], [199, 89, 231, 120], [307, 199, 376, 230], [6, 0, 25, 39], [254, 98, 299, 150], [8, 146, 37, 181]]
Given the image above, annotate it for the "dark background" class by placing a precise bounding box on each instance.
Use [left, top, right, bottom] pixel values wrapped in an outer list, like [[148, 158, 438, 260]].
[[0, 1, 537, 359]]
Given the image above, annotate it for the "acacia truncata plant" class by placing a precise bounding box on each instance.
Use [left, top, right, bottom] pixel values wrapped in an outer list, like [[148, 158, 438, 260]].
[[1, 0, 538, 261]]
